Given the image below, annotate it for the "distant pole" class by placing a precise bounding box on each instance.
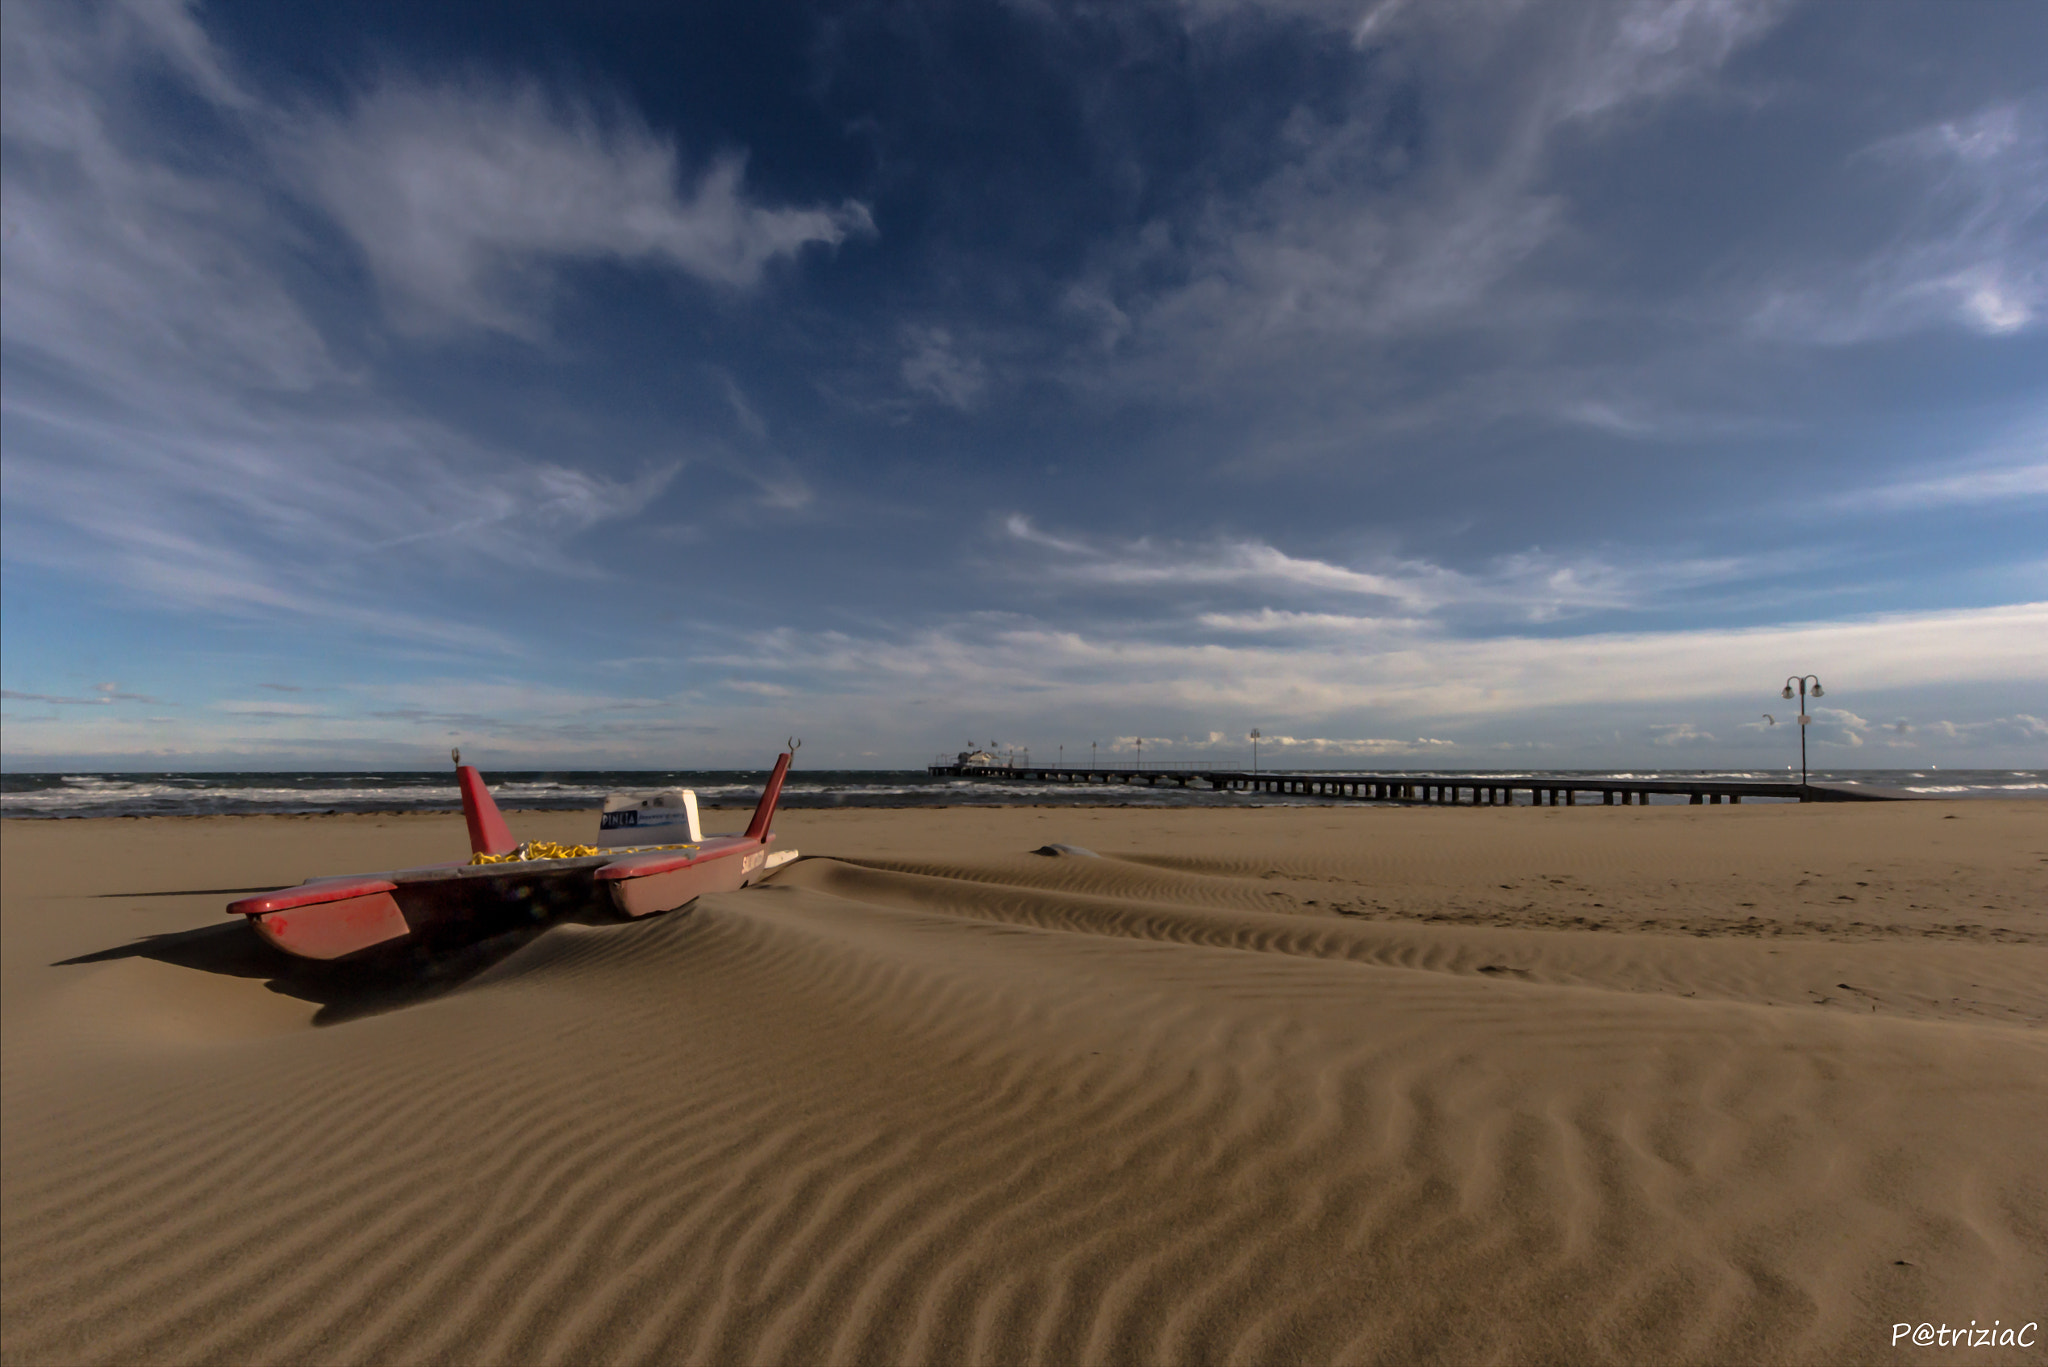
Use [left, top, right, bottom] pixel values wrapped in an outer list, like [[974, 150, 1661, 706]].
[[1059, 744, 1063, 768], [1250, 728, 1261, 774], [1780, 675, 1824, 788], [1136, 738, 1143, 770], [1092, 740, 1097, 770]]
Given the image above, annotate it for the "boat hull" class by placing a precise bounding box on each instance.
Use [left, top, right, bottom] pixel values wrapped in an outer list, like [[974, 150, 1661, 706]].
[[604, 846, 767, 918], [231, 842, 776, 961]]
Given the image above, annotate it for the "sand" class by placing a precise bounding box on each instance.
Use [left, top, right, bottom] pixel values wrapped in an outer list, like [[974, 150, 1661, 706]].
[[2, 800, 2043, 1365]]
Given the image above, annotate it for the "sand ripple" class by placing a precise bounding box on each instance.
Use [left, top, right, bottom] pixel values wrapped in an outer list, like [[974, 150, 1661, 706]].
[[4, 818, 2046, 1365]]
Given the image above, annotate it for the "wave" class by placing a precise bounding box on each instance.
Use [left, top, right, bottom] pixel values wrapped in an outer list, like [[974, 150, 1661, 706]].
[[2, 768, 2039, 818]]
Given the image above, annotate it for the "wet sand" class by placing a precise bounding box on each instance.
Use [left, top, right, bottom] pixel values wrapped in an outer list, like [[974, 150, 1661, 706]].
[[3, 800, 2044, 1365]]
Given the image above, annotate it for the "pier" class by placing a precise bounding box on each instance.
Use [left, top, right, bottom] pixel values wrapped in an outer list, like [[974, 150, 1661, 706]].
[[924, 762, 1903, 805]]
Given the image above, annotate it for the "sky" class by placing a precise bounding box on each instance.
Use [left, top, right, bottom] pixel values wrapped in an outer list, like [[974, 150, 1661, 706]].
[[2, 0, 2044, 773]]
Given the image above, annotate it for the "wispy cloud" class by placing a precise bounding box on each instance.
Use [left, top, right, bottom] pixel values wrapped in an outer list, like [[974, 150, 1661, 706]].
[[1002, 517, 1805, 623], [1, 682, 160, 706], [703, 600, 2048, 723], [1074, 0, 1792, 405], [289, 77, 873, 338], [0, 3, 723, 647], [899, 327, 989, 411], [1648, 721, 1715, 747], [215, 700, 325, 717], [1834, 447, 2048, 513], [1752, 97, 2048, 342]]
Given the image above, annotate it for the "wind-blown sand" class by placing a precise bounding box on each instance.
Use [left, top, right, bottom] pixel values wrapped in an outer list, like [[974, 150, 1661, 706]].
[[3, 801, 2043, 1365]]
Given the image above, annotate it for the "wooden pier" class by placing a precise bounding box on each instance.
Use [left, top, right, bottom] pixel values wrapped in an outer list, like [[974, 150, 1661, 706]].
[[924, 763, 1903, 805]]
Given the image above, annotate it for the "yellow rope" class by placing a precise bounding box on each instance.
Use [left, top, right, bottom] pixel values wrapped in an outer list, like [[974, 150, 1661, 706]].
[[468, 840, 697, 866]]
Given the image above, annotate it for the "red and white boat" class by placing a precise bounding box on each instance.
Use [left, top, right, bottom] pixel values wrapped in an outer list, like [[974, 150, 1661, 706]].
[[227, 749, 797, 960]]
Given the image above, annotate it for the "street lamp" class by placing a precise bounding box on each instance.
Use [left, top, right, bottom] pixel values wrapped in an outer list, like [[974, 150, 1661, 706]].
[[1135, 737, 1144, 770], [1092, 740, 1098, 770], [1780, 675, 1824, 788], [1250, 728, 1261, 774]]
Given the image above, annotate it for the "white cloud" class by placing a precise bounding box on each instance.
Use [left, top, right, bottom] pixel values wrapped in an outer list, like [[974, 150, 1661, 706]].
[[1078, 0, 1791, 402], [290, 78, 873, 338], [215, 700, 324, 717], [703, 600, 2048, 723], [1820, 415, 2048, 514], [1, 6, 338, 401], [725, 679, 795, 697], [1, 683, 160, 706], [1253, 734, 1456, 753], [1833, 432, 2048, 513], [1557, 0, 1789, 121], [899, 327, 989, 410], [1649, 721, 1715, 746], [1196, 609, 1424, 636], [715, 369, 771, 442], [1002, 518, 1805, 623], [0, 2, 717, 645], [1897, 713, 2048, 748], [1751, 98, 2048, 342]]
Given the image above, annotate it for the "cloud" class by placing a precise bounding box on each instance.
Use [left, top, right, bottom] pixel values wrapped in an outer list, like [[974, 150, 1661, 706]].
[[1900, 713, 2048, 748], [1096, 731, 1450, 754], [724, 679, 795, 697], [1751, 98, 2048, 342], [899, 327, 989, 410], [1, 5, 338, 401], [1649, 722, 1715, 746], [1, 682, 160, 706], [1070, 0, 1792, 405], [1554, 0, 1789, 121], [1832, 421, 2048, 512], [715, 370, 770, 442], [215, 700, 324, 717], [1249, 734, 1456, 753], [1002, 517, 1808, 623], [704, 600, 2048, 723], [290, 77, 874, 338], [0, 4, 701, 645], [1, 398, 660, 645]]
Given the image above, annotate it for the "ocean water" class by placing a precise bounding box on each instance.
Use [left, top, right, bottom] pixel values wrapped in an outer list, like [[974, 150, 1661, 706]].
[[0, 768, 2039, 819]]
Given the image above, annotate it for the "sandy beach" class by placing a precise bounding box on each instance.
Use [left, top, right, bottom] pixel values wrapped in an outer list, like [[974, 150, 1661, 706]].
[[2, 800, 2043, 1365]]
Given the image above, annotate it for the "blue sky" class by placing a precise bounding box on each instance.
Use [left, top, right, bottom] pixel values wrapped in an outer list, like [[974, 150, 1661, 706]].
[[2, 0, 2043, 771]]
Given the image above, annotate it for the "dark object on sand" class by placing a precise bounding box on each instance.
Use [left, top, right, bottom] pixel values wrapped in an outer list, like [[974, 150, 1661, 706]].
[[1034, 843, 1099, 858]]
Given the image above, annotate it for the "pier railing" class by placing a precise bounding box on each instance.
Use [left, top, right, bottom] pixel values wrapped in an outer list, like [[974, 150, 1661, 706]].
[[924, 762, 1904, 805], [930, 756, 1231, 772]]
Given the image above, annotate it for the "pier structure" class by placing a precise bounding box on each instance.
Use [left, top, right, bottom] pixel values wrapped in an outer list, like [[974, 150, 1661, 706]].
[[924, 761, 1899, 805]]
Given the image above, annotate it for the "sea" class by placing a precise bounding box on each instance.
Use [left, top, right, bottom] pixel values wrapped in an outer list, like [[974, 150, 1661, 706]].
[[0, 768, 2039, 819]]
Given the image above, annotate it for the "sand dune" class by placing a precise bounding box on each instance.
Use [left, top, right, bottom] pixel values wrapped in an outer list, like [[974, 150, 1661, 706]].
[[3, 802, 2044, 1365]]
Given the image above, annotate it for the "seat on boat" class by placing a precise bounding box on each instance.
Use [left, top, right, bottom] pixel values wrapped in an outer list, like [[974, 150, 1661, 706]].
[[596, 788, 702, 847]]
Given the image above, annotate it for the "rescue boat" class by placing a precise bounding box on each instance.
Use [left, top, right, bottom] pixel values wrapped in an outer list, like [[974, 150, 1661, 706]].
[[227, 748, 798, 960]]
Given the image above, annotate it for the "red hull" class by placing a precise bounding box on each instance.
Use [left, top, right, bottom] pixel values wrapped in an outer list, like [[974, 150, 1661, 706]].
[[228, 753, 794, 961]]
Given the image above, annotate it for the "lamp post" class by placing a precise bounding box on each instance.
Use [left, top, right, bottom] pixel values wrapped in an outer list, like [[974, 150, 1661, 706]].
[[1135, 738, 1144, 770], [1250, 728, 1261, 774], [1780, 675, 1824, 788], [1092, 740, 1097, 770]]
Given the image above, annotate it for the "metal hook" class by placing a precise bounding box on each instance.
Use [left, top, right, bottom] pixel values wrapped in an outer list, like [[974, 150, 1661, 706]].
[[786, 736, 802, 754], [451, 746, 462, 764]]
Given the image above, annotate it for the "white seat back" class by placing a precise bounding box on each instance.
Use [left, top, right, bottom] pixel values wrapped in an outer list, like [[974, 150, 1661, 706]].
[[597, 789, 702, 847]]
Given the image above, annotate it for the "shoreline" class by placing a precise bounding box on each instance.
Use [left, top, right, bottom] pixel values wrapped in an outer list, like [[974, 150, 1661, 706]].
[[12, 792, 2047, 822]]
